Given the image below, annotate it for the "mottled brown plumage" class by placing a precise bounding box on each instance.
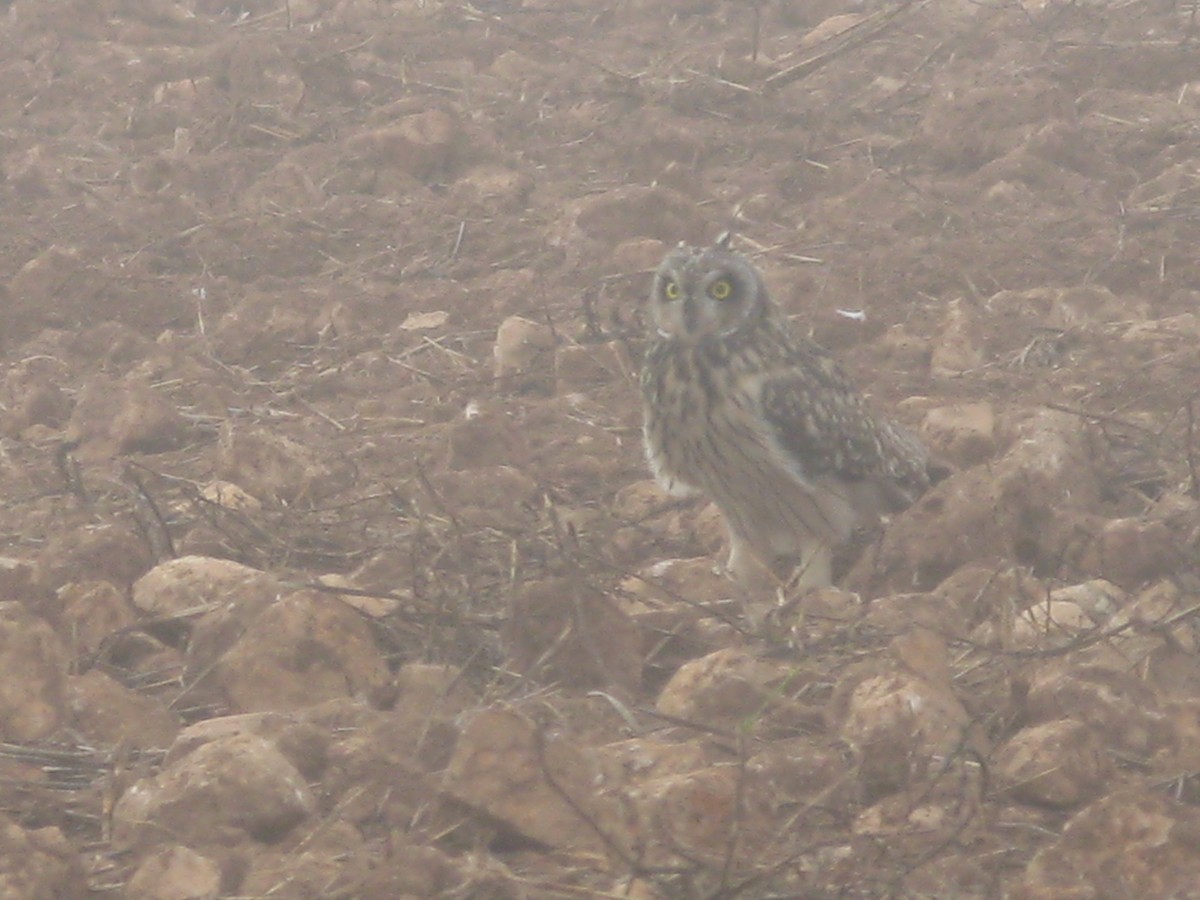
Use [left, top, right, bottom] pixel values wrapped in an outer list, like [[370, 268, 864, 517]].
[[640, 236, 932, 591]]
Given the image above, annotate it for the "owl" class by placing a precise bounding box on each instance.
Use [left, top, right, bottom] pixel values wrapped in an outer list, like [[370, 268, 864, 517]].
[[640, 234, 934, 594]]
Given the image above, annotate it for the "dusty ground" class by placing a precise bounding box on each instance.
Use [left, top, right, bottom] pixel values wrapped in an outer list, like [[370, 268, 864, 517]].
[[2, 0, 1200, 897]]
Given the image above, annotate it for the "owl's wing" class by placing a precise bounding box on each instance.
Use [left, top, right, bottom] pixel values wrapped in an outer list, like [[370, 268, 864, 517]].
[[759, 345, 929, 508]]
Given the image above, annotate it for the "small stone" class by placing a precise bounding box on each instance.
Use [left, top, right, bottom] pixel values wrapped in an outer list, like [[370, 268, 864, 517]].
[[835, 668, 971, 801], [39, 524, 154, 592], [1081, 517, 1179, 589], [58, 580, 137, 658], [132, 556, 280, 619], [1015, 790, 1200, 898], [493, 315, 557, 393], [1024, 666, 1168, 759], [65, 375, 191, 459], [1011, 600, 1093, 648], [994, 719, 1111, 808], [0, 602, 67, 740], [0, 556, 46, 603], [198, 480, 262, 512], [217, 423, 352, 506], [0, 814, 88, 899], [442, 708, 628, 855], [187, 588, 391, 714], [930, 299, 984, 377], [113, 733, 316, 850], [67, 670, 180, 750], [126, 845, 222, 900], [612, 480, 667, 522], [922, 402, 997, 466], [656, 648, 805, 731]]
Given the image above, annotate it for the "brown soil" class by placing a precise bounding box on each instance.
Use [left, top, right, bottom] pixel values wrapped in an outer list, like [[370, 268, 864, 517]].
[[2, 0, 1200, 897]]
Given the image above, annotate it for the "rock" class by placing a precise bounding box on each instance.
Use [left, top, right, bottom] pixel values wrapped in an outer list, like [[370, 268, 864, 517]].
[[994, 719, 1111, 808], [802, 13, 865, 47], [1010, 599, 1093, 648], [198, 480, 262, 512], [0, 602, 67, 740], [0, 556, 51, 612], [1080, 517, 1180, 590], [1047, 579, 1124, 621], [619, 559, 738, 682], [1014, 791, 1200, 898], [58, 580, 138, 658], [930, 298, 985, 377], [352, 842, 468, 897], [0, 814, 88, 899], [125, 844, 222, 900], [1023, 666, 1169, 759], [217, 423, 353, 506], [635, 739, 854, 872], [922, 402, 997, 467], [850, 408, 1100, 594], [646, 767, 749, 868], [656, 647, 812, 732], [854, 781, 984, 857], [1049, 284, 1147, 327], [64, 375, 191, 459], [187, 588, 391, 714], [935, 563, 1046, 632], [504, 578, 643, 694], [834, 665, 971, 802], [317, 572, 401, 618], [132, 556, 280, 620], [0, 357, 71, 437], [39, 524, 154, 592], [113, 732, 316, 850], [442, 708, 629, 855], [308, 700, 450, 828], [612, 479, 669, 522], [165, 712, 328, 781], [391, 663, 473, 748], [493, 315, 557, 393], [238, 819, 366, 897], [67, 670, 180, 750]]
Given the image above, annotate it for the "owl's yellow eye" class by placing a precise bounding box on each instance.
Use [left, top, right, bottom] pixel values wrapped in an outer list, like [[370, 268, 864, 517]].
[[709, 278, 733, 300], [663, 280, 681, 300]]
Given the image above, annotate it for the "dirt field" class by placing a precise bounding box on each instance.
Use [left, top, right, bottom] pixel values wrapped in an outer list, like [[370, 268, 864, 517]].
[[2, 0, 1200, 896]]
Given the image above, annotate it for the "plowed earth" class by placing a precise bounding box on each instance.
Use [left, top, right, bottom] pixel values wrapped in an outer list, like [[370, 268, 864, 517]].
[[2, 0, 1200, 897]]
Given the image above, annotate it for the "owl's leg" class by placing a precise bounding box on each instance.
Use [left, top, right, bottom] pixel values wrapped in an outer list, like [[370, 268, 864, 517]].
[[726, 533, 776, 584], [789, 541, 832, 592], [725, 533, 787, 626]]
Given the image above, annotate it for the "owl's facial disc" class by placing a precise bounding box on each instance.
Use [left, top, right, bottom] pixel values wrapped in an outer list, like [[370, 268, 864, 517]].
[[652, 247, 756, 341]]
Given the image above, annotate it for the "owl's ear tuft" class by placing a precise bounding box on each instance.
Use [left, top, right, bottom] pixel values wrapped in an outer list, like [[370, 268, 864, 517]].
[[714, 230, 734, 249]]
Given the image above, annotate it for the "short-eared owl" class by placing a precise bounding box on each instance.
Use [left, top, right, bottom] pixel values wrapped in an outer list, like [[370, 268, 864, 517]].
[[640, 235, 933, 593]]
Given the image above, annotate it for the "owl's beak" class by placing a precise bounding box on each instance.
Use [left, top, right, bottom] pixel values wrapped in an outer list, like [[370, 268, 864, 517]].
[[682, 295, 699, 334]]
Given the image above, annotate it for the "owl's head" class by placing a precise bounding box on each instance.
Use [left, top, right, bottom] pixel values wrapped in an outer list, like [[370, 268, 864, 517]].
[[648, 235, 770, 342]]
